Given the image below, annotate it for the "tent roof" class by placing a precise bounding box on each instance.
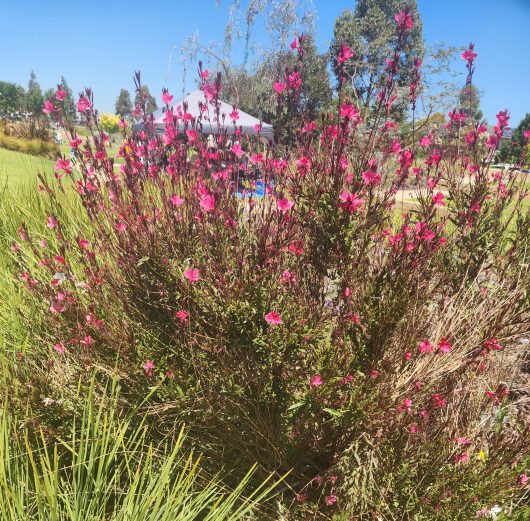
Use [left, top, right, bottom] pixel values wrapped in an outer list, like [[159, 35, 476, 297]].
[[134, 89, 273, 140]]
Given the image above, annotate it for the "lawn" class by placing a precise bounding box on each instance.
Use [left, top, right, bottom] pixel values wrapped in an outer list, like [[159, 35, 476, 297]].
[[0, 134, 125, 190], [0, 147, 53, 188]]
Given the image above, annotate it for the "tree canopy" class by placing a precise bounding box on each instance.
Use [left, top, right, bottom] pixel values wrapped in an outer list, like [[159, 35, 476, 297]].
[[459, 84, 483, 122], [0, 81, 25, 117], [59, 76, 76, 121], [329, 0, 424, 110], [498, 113, 530, 164], [26, 71, 44, 115], [134, 85, 158, 115], [115, 88, 132, 119], [222, 33, 331, 122]]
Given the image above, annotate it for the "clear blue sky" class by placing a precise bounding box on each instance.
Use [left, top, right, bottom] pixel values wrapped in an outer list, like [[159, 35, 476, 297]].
[[1, 0, 529, 125]]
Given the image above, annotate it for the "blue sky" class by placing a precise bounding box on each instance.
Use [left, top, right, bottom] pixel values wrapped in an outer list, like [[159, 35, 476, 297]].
[[1, 0, 529, 125]]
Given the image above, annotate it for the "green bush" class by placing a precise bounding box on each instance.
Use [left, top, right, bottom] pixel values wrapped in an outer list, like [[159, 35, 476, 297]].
[[0, 132, 58, 159], [2, 26, 530, 521]]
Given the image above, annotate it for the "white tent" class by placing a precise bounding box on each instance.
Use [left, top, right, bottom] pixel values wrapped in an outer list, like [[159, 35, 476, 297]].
[[133, 89, 273, 140]]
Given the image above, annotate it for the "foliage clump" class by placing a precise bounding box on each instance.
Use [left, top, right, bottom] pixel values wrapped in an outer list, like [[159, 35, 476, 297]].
[[3, 9, 530, 519]]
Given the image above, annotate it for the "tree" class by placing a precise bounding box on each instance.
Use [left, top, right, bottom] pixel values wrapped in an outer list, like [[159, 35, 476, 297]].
[[180, 0, 315, 106], [115, 89, 133, 119], [459, 84, 483, 121], [329, 0, 424, 111], [0, 81, 26, 117], [26, 71, 44, 115], [134, 85, 158, 115], [44, 88, 55, 103], [223, 34, 332, 122], [498, 113, 530, 164], [59, 76, 76, 121], [290, 34, 333, 118]]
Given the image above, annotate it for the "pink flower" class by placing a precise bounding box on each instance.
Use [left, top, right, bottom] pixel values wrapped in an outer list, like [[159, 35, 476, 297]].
[[437, 338, 452, 353], [423, 229, 435, 242], [339, 103, 359, 120], [496, 110, 510, 128], [455, 436, 470, 446], [42, 100, 55, 114], [419, 135, 432, 148], [431, 394, 447, 408], [54, 158, 72, 175], [231, 143, 245, 157], [520, 473, 528, 486], [184, 268, 200, 283], [461, 48, 478, 64], [175, 309, 189, 324], [264, 311, 282, 326], [186, 129, 199, 142], [80, 335, 94, 346], [339, 190, 363, 214], [449, 110, 467, 125], [310, 374, 323, 388], [432, 192, 445, 207], [419, 340, 434, 353], [53, 342, 65, 354], [78, 239, 89, 249], [277, 197, 294, 212], [403, 397, 413, 411], [454, 453, 469, 464], [229, 109, 239, 121], [486, 134, 499, 149], [338, 43, 354, 64], [485, 390, 497, 402], [289, 36, 298, 50], [362, 169, 381, 186], [77, 96, 91, 112], [143, 359, 155, 377], [170, 195, 184, 207], [162, 91, 174, 104], [200, 194, 215, 212], [280, 270, 296, 285], [55, 87, 67, 100], [394, 9, 413, 30], [524, 129, 530, 140], [273, 82, 286, 94], [427, 178, 438, 190], [287, 71, 302, 91], [200, 69, 209, 79], [47, 216, 57, 229], [324, 495, 337, 506]]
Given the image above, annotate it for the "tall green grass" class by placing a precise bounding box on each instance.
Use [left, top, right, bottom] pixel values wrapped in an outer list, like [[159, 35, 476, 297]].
[[0, 133, 58, 159], [0, 380, 282, 520]]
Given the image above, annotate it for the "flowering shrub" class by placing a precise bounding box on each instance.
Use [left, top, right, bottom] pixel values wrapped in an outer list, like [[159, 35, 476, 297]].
[[99, 112, 121, 134], [6, 8, 530, 519]]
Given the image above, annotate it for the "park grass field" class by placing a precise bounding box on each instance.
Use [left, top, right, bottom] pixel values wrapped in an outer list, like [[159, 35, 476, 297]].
[[0, 147, 53, 188]]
